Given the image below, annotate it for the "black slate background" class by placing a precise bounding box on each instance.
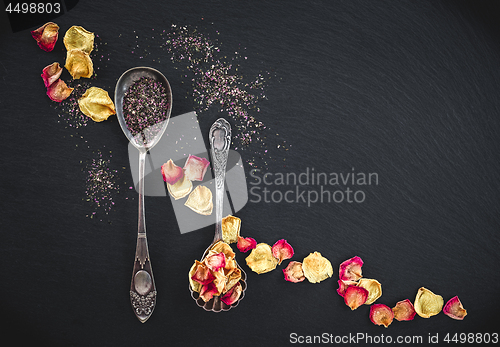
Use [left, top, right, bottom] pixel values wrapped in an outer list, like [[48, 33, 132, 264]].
[[1, 0, 499, 346]]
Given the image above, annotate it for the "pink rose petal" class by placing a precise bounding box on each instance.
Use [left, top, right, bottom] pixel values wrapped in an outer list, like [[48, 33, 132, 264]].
[[271, 239, 294, 265], [344, 286, 368, 310], [46, 79, 73, 102], [283, 261, 305, 283], [199, 281, 219, 302], [392, 299, 416, 321], [190, 263, 215, 285], [237, 236, 257, 253], [31, 22, 59, 52], [183, 155, 210, 181], [443, 296, 467, 320], [370, 304, 394, 328], [161, 159, 184, 185], [221, 282, 242, 305], [205, 252, 226, 272], [339, 256, 363, 281], [41, 62, 62, 88], [336, 279, 359, 297]]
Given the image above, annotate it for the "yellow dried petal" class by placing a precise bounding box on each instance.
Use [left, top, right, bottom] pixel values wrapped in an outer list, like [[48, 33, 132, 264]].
[[65, 49, 93, 79], [184, 185, 213, 215], [222, 215, 241, 244], [212, 268, 226, 296], [167, 174, 193, 200], [414, 287, 444, 318], [210, 241, 235, 260], [302, 251, 333, 283], [188, 261, 202, 293], [245, 243, 278, 274], [357, 278, 382, 305], [223, 267, 241, 294], [63, 25, 94, 54], [78, 87, 115, 122]]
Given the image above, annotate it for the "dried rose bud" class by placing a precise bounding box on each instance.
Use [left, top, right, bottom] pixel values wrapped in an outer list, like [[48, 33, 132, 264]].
[[185, 185, 213, 215], [237, 236, 257, 253], [344, 286, 368, 310], [414, 287, 444, 318], [302, 251, 333, 283], [161, 159, 184, 185], [392, 299, 416, 321], [271, 239, 294, 265], [31, 22, 59, 51], [221, 282, 242, 305], [283, 261, 305, 283], [41, 62, 62, 88], [63, 25, 95, 54], [47, 79, 73, 102], [245, 243, 278, 274], [199, 281, 218, 302], [357, 278, 382, 305], [190, 262, 215, 285], [370, 304, 394, 328], [339, 256, 363, 281], [443, 296, 467, 320], [336, 279, 358, 297], [183, 155, 210, 181], [204, 252, 226, 272]]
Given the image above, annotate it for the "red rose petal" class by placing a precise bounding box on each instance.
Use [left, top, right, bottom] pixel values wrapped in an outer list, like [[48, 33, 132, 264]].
[[46, 79, 73, 102], [199, 281, 219, 302], [205, 252, 226, 272], [339, 256, 363, 281], [41, 62, 62, 88], [221, 282, 242, 305], [344, 286, 368, 310], [370, 304, 394, 328], [271, 239, 294, 265], [161, 159, 184, 185], [336, 279, 358, 297], [237, 236, 257, 253], [190, 263, 215, 285], [31, 22, 59, 52], [443, 296, 467, 320]]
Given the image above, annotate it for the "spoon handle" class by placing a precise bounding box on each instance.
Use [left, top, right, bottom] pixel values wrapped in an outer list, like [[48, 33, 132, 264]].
[[130, 150, 156, 323], [210, 118, 232, 243]]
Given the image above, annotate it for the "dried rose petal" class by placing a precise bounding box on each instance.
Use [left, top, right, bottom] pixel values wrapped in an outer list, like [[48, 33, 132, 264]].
[[245, 243, 278, 274], [183, 155, 210, 181], [339, 256, 363, 281], [210, 241, 236, 260], [222, 215, 241, 244], [65, 49, 93, 79], [41, 62, 62, 88], [161, 159, 184, 185], [221, 282, 242, 305], [185, 185, 213, 215], [283, 261, 305, 283], [224, 267, 241, 294], [199, 281, 219, 302], [190, 262, 215, 285], [336, 279, 358, 297], [414, 287, 444, 318], [357, 278, 382, 305], [344, 286, 368, 310], [31, 22, 59, 52], [237, 236, 257, 253], [223, 257, 237, 277], [63, 25, 95, 54], [78, 87, 115, 121], [188, 261, 201, 293], [46, 79, 73, 102], [212, 268, 226, 295], [370, 304, 394, 328], [302, 251, 333, 283], [167, 174, 192, 200], [204, 252, 226, 272], [443, 296, 467, 320], [271, 239, 294, 265], [392, 299, 416, 321]]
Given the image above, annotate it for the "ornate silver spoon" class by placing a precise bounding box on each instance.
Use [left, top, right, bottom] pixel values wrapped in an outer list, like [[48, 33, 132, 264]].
[[115, 67, 173, 322]]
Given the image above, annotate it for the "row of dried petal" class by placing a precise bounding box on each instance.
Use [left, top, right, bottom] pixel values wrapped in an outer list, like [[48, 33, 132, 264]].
[[31, 22, 59, 52]]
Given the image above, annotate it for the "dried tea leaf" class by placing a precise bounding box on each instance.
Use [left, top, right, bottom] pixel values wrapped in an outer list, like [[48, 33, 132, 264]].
[[222, 215, 241, 244], [188, 261, 202, 292], [161, 159, 184, 185], [283, 261, 305, 283], [31, 22, 59, 51], [443, 296, 467, 320], [204, 252, 226, 272], [245, 243, 278, 274], [183, 155, 210, 181], [185, 185, 213, 215], [47, 79, 73, 102], [41, 62, 62, 87], [344, 286, 368, 310], [221, 282, 242, 305], [336, 279, 358, 297], [392, 299, 416, 321], [302, 251, 333, 283], [370, 304, 394, 328], [237, 236, 257, 253], [210, 241, 236, 260], [272, 239, 294, 265], [65, 49, 93, 79], [78, 87, 115, 121], [357, 278, 382, 305], [190, 261, 215, 285], [63, 25, 94, 54], [167, 174, 193, 200], [414, 287, 444, 318], [339, 256, 363, 281]]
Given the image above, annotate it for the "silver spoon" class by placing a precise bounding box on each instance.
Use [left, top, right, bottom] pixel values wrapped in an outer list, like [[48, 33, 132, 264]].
[[115, 66, 173, 322], [189, 118, 247, 312]]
